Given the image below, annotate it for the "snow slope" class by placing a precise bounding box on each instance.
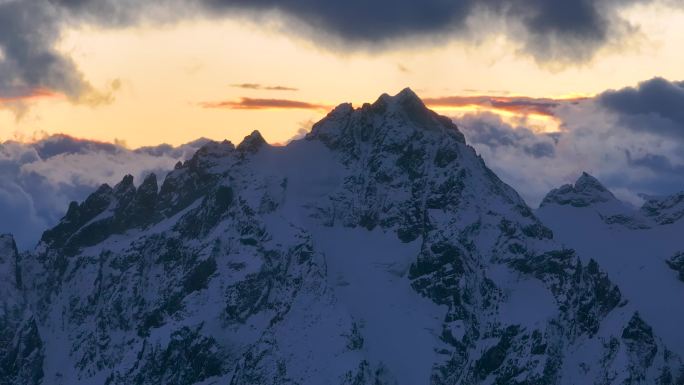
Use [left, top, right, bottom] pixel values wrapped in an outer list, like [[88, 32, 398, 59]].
[[538, 173, 684, 358]]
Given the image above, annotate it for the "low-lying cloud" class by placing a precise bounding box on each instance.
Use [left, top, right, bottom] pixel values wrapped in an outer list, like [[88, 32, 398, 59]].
[[0, 134, 207, 249], [455, 77, 684, 207], [458, 113, 558, 158]]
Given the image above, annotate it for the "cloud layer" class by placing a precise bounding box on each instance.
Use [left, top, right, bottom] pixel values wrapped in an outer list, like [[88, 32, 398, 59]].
[[455, 77, 684, 207], [0, 0, 680, 110], [0, 134, 207, 249], [424, 95, 588, 117], [599, 77, 684, 138]]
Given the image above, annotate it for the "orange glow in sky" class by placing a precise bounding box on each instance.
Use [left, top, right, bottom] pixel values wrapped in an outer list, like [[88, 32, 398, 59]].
[[0, 4, 683, 147]]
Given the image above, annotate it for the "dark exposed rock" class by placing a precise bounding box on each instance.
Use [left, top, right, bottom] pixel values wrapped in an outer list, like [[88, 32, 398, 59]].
[[641, 192, 684, 225], [128, 326, 226, 385], [540, 172, 617, 208], [622, 312, 659, 382], [40, 183, 114, 248], [0, 234, 44, 385], [510, 252, 622, 337], [237, 130, 267, 154], [667, 252, 684, 282]]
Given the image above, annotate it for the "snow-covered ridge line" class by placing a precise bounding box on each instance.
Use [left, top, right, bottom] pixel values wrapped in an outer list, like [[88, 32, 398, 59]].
[[540, 171, 684, 230], [538, 172, 684, 364]]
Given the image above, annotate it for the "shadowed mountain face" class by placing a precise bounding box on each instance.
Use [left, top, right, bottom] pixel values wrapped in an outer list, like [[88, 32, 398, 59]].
[[540, 172, 618, 208], [1, 89, 681, 385], [0, 135, 209, 250], [538, 173, 684, 362]]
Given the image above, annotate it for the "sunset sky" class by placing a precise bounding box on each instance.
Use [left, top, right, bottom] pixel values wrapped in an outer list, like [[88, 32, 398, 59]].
[[1, 1, 683, 147]]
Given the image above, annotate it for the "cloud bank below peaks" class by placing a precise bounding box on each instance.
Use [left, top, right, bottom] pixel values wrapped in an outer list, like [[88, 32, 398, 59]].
[[0, 134, 208, 249], [455, 77, 684, 208]]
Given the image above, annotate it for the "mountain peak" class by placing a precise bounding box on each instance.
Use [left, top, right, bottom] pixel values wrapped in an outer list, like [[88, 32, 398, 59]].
[[371, 87, 425, 110], [575, 171, 608, 191], [114, 174, 135, 193], [182, 139, 235, 171], [139, 173, 158, 192], [575, 172, 609, 193], [540, 172, 617, 208], [396, 86, 421, 101], [237, 130, 267, 153], [309, 88, 465, 147]]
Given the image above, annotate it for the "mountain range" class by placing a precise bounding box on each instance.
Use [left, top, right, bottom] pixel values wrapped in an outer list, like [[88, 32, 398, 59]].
[[1, 89, 683, 384], [0, 134, 209, 249]]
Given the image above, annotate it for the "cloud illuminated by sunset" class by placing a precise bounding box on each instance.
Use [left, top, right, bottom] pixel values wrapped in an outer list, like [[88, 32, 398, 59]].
[[199, 97, 330, 111], [0, 89, 61, 105], [0, 0, 681, 149]]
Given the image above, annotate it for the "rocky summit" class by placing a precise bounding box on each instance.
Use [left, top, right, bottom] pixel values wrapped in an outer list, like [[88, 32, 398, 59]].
[[538, 172, 684, 370], [1, 89, 682, 385]]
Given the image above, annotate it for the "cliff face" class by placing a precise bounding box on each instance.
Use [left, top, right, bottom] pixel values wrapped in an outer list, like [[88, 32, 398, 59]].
[[0, 234, 43, 385]]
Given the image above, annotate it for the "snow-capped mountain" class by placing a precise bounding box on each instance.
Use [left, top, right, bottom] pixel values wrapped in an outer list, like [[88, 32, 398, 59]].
[[540, 172, 624, 211], [538, 173, 684, 364], [640, 192, 684, 226], [2, 89, 682, 384]]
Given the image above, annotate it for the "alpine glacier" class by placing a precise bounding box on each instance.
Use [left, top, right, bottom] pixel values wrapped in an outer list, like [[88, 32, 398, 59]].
[[1, 89, 682, 384]]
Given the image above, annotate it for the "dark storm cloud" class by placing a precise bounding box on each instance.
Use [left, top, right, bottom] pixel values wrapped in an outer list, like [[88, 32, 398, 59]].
[[0, 0, 679, 107], [0, 0, 122, 109], [0, 1, 87, 99], [198, 0, 656, 63], [599, 77, 684, 138]]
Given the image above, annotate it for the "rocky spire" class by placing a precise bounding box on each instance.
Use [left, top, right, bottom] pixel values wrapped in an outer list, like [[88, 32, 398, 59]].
[[540, 172, 617, 208], [0, 233, 18, 261], [40, 183, 114, 248], [574, 172, 610, 194], [237, 130, 267, 153], [0, 234, 19, 289], [308, 87, 465, 151]]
